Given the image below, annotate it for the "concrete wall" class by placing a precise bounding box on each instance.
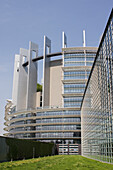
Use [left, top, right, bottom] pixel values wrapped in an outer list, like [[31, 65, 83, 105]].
[[36, 92, 42, 107], [50, 59, 62, 107]]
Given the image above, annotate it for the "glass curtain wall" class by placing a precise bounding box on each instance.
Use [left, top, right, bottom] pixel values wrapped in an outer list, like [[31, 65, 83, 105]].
[[63, 53, 95, 108], [81, 10, 113, 163]]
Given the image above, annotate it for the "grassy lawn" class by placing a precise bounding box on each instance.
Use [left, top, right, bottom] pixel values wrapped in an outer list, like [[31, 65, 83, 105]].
[[0, 155, 113, 170]]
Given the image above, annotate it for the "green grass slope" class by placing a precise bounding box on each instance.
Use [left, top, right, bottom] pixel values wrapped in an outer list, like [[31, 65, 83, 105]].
[[0, 155, 113, 170]]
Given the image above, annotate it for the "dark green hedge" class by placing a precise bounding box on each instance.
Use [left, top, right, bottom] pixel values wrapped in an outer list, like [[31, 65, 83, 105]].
[[0, 136, 57, 162]]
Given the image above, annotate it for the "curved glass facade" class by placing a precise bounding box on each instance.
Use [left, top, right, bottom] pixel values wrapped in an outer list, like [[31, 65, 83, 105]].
[[5, 108, 81, 143]]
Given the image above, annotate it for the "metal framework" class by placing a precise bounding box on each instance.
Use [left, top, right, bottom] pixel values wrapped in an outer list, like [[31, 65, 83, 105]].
[[81, 9, 113, 163]]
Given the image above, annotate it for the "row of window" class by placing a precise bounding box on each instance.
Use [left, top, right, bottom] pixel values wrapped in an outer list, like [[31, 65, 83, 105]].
[[64, 53, 96, 57], [64, 62, 93, 67], [9, 124, 81, 132], [64, 71, 90, 75], [64, 84, 86, 88], [35, 132, 81, 138], [64, 57, 94, 62], [14, 132, 81, 138], [64, 97, 82, 102], [36, 125, 81, 130], [64, 75, 89, 80], [10, 117, 81, 126], [11, 110, 81, 120], [64, 88, 85, 93], [64, 97, 82, 108], [36, 117, 81, 123], [64, 102, 81, 107], [36, 110, 81, 116]]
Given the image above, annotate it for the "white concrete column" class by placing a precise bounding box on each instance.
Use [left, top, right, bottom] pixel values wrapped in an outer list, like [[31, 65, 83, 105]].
[[26, 41, 38, 109], [42, 36, 51, 107], [12, 48, 29, 111], [12, 54, 20, 107], [12, 42, 38, 111], [62, 32, 67, 48], [83, 30, 86, 47]]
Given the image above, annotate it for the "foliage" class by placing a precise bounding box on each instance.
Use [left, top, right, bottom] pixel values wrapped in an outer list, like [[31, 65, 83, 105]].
[[0, 136, 56, 162], [0, 155, 113, 170], [37, 83, 42, 92]]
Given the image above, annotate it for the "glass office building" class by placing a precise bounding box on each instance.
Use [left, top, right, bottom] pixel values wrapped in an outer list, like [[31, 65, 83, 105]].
[[5, 8, 113, 158], [4, 36, 97, 146], [81, 9, 113, 163]]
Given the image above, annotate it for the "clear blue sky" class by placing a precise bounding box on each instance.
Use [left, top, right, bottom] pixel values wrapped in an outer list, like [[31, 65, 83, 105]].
[[0, 0, 112, 135]]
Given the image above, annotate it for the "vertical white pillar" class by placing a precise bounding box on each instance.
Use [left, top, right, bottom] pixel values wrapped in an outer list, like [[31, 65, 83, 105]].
[[83, 30, 87, 77], [42, 36, 51, 107], [12, 54, 20, 107], [62, 32, 67, 48], [26, 41, 38, 109], [16, 48, 29, 111], [12, 42, 38, 111], [83, 30, 86, 47], [62, 32, 67, 107], [12, 49, 29, 111]]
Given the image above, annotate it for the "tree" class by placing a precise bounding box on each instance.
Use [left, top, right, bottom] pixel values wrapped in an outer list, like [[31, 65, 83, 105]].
[[37, 83, 42, 92]]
